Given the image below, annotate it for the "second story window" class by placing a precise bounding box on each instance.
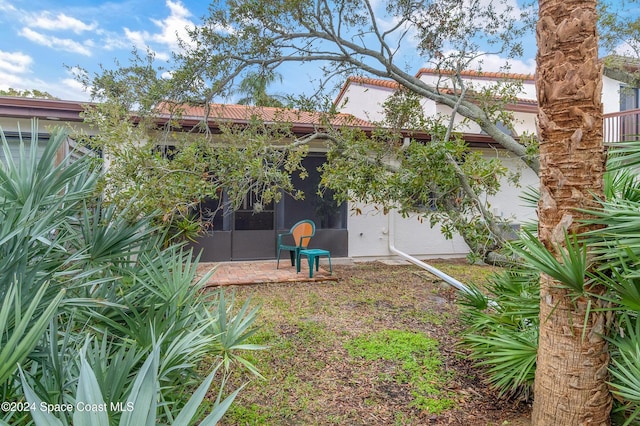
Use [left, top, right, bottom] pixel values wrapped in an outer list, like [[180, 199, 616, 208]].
[[620, 86, 639, 111], [620, 86, 640, 141]]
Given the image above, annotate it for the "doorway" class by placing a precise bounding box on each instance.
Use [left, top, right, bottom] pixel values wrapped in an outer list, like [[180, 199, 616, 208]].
[[231, 192, 276, 260]]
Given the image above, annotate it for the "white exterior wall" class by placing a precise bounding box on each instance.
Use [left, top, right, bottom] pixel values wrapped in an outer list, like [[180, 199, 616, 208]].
[[337, 84, 395, 122], [340, 84, 532, 136], [434, 103, 479, 133], [338, 77, 543, 259], [418, 73, 537, 100], [416, 73, 621, 114], [340, 76, 540, 138], [0, 117, 97, 140], [347, 205, 470, 259], [347, 149, 539, 259], [602, 75, 622, 114], [513, 111, 537, 136], [0, 117, 79, 133], [432, 104, 537, 136]]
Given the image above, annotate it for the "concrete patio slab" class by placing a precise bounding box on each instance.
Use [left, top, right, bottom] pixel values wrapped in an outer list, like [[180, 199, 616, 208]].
[[197, 260, 337, 286]]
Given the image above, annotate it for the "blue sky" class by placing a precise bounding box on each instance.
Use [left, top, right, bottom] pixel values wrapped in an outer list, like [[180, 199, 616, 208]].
[[0, 0, 544, 102], [0, 0, 213, 100]]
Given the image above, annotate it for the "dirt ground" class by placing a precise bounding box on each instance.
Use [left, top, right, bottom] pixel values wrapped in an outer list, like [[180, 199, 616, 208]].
[[211, 260, 532, 426]]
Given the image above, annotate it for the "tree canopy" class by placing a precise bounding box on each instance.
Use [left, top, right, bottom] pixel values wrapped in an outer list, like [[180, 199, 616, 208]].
[[72, 0, 639, 258], [0, 88, 58, 99], [172, 0, 538, 172], [76, 0, 546, 259]]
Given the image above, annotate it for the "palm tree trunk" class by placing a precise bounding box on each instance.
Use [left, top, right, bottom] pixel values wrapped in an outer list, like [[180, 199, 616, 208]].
[[532, 0, 611, 424]]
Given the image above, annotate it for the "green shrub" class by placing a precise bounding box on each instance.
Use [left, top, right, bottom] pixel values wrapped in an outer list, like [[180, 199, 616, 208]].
[[0, 121, 261, 425]]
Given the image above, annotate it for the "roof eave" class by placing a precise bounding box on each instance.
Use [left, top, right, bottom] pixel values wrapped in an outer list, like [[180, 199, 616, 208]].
[[0, 97, 87, 122]]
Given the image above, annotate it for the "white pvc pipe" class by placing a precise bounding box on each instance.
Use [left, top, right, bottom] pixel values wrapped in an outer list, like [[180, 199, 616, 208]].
[[387, 212, 474, 295]]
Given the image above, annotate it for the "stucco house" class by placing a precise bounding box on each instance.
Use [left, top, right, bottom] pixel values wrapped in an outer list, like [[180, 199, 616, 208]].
[[0, 64, 638, 262], [332, 70, 538, 260], [0, 97, 369, 261], [333, 67, 637, 260]]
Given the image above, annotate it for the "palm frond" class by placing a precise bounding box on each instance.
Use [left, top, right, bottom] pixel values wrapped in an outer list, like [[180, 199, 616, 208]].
[[464, 327, 538, 400], [608, 314, 640, 425], [514, 231, 588, 294]]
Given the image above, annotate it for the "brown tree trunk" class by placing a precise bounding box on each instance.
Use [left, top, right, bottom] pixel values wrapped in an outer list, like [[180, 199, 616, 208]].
[[532, 0, 611, 424]]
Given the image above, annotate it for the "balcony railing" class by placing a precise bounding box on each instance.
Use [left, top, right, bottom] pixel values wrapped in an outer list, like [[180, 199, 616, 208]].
[[604, 109, 640, 143]]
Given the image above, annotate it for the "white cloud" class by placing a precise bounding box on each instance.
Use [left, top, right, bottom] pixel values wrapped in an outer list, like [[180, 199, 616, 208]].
[[151, 0, 194, 48], [58, 77, 91, 101], [123, 28, 148, 50], [0, 50, 32, 74], [100, 33, 134, 52], [0, 63, 91, 101], [2, 4, 102, 58], [0, 52, 46, 93], [19, 28, 93, 56], [432, 50, 536, 75], [0, 1, 17, 13], [124, 0, 195, 55], [371, 0, 533, 66], [474, 0, 525, 19], [32, 12, 97, 34], [473, 54, 536, 75], [0, 51, 59, 96], [43, 67, 92, 101], [381, 0, 527, 32], [0, 72, 38, 92], [615, 40, 640, 59]]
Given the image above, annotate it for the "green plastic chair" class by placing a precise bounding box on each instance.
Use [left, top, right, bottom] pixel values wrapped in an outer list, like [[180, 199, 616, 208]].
[[276, 220, 316, 269]]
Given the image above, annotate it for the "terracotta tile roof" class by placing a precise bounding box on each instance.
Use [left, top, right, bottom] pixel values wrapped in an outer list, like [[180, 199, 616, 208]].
[[416, 68, 535, 81], [0, 96, 374, 132], [344, 76, 401, 90], [333, 76, 401, 106], [159, 102, 374, 128], [0, 96, 522, 147]]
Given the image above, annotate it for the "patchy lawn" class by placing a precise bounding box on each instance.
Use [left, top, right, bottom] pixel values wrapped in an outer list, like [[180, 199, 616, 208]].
[[210, 260, 531, 425]]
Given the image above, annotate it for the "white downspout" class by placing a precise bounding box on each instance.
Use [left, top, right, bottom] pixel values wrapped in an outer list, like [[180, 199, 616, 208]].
[[387, 212, 474, 295]]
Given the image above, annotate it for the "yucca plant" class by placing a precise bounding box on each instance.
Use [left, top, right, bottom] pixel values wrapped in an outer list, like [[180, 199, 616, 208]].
[[513, 230, 589, 295], [0, 121, 99, 289], [84, 246, 223, 382], [457, 177, 540, 400], [14, 338, 241, 426], [210, 291, 265, 376], [580, 162, 640, 424], [66, 200, 158, 273], [0, 122, 97, 406], [0, 282, 65, 386], [0, 120, 262, 425], [66, 211, 258, 421]]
